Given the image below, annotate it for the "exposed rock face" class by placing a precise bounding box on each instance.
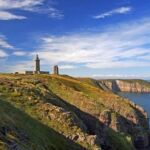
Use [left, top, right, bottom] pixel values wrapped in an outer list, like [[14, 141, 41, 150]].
[[98, 80, 150, 149], [100, 80, 150, 93], [99, 110, 111, 127], [38, 102, 88, 133]]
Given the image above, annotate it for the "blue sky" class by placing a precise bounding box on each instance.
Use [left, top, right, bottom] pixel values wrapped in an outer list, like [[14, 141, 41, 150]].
[[0, 0, 150, 78]]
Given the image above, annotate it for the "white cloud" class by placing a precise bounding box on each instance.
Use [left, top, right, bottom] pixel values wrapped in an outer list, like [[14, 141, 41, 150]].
[[0, 49, 8, 57], [59, 65, 77, 69], [5, 18, 150, 73], [0, 0, 63, 20], [7, 60, 34, 72], [92, 74, 150, 79], [0, 0, 43, 10], [93, 6, 132, 19], [0, 36, 14, 49], [0, 11, 26, 20], [30, 18, 150, 69], [86, 60, 150, 69], [0, 35, 30, 60], [12, 51, 27, 56]]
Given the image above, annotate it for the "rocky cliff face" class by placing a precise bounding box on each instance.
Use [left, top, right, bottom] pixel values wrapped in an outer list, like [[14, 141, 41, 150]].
[[100, 80, 150, 93]]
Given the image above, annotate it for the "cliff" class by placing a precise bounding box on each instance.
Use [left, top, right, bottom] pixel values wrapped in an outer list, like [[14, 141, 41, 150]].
[[0, 74, 149, 150], [99, 79, 150, 93]]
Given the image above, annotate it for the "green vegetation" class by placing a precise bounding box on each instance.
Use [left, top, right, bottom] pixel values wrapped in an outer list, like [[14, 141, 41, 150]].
[[0, 100, 83, 150], [107, 129, 134, 150], [0, 74, 149, 150]]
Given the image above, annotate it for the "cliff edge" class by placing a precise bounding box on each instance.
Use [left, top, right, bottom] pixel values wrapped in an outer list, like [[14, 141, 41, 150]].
[[99, 79, 150, 93]]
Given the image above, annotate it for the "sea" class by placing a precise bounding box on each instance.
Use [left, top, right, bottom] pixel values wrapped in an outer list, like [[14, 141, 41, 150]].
[[118, 92, 150, 119], [117, 81, 150, 149], [117, 80, 150, 123], [118, 92, 150, 149]]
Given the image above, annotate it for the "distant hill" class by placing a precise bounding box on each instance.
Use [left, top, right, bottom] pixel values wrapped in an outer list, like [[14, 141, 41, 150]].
[[0, 74, 149, 150]]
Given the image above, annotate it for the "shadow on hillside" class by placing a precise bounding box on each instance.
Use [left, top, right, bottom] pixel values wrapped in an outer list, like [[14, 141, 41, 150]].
[[45, 90, 148, 149], [0, 100, 86, 150]]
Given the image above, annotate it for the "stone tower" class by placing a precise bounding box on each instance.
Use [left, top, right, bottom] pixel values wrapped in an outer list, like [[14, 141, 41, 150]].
[[53, 65, 59, 75], [35, 54, 40, 74]]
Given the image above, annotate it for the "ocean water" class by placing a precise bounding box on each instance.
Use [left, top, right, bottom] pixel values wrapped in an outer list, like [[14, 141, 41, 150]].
[[118, 81, 150, 149], [118, 92, 150, 118]]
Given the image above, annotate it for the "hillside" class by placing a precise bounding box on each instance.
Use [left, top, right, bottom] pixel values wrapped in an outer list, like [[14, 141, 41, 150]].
[[0, 74, 149, 150]]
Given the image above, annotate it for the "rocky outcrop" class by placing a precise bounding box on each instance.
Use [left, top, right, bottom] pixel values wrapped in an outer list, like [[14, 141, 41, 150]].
[[100, 80, 150, 93], [99, 110, 111, 127]]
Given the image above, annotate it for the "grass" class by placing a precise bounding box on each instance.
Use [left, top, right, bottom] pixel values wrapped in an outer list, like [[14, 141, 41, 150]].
[[107, 128, 134, 150], [0, 74, 149, 150], [0, 100, 84, 150]]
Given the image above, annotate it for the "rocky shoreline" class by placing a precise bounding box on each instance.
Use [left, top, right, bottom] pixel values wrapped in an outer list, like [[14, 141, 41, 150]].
[[99, 79, 150, 149]]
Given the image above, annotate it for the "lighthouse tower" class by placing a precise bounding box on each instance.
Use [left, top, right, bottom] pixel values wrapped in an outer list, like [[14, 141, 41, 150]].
[[35, 54, 40, 74]]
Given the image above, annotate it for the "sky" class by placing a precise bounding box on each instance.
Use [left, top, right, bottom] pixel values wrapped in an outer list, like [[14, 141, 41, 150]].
[[0, 0, 150, 79]]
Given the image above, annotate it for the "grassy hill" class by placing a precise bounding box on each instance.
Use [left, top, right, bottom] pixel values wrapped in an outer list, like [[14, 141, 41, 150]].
[[0, 74, 149, 150]]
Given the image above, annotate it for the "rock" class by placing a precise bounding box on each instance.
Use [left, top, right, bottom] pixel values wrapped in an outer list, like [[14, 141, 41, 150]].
[[99, 110, 111, 127], [71, 135, 79, 141], [49, 113, 57, 120], [101, 80, 150, 93], [86, 135, 98, 146], [78, 135, 86, 142], [110, 115, 120, 132], [126, 113, 139, 124]]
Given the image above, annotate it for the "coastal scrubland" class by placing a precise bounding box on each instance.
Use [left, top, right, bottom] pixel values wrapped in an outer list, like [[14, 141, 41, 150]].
[[0, 74, 149, 150]]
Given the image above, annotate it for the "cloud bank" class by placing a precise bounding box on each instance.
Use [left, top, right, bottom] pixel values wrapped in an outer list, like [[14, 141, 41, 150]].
[[2, 18, 150, 77], [29, 18, 150, 70]]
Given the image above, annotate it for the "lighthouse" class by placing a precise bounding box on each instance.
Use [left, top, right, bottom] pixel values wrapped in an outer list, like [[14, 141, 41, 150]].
[[35, 54, 40, 74]]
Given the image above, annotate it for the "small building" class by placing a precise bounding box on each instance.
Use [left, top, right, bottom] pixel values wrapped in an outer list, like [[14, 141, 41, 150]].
[[14, 72, 19, 74], [38, 71, 50, 74], [25, 71, 34, 75], [53, 65, 59, 75]]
